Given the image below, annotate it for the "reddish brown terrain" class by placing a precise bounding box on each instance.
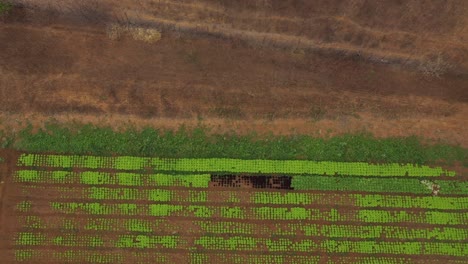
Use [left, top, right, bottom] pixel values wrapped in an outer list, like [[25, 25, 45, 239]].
[[1, 2, 468, 263], [0, 0, 467, 147]]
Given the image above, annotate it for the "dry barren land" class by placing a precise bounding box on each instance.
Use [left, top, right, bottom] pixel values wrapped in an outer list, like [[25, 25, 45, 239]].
[[0, 0, 467, 146]]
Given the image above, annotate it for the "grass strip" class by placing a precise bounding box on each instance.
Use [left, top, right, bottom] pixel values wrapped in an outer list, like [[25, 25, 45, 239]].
[[10, 122, 468, 166]]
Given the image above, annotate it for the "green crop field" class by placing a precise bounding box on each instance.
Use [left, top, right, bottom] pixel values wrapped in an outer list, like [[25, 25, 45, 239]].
[[1, 153, 466, 263]]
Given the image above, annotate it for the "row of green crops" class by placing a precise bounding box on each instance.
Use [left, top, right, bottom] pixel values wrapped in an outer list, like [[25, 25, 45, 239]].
[[14, 170, 468, 195], [38, 202, 466, 224], [19, 216, 468, 241], [291, 176, 467, 194], [251, 192, 467, 210], [15, 250, 467, 264], [195, 237, 467, 256], [15, 232, 467, 256], [188, 254, 467, 264], [188, 254, 319, 264], [9, 122, 468, 166], [17, 154, 456, 176], [15, 232, 178, 248], [21, 185, 468, 210], [14, 170, 211, 188], [15, 250, 125, 263]]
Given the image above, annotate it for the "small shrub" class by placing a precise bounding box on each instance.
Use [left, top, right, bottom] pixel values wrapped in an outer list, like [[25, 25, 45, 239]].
[[185, 49, 200, 65], [309, 105, 326, 121], [106, 23, 161, 43], [0, 2, 13, 16], [418, 53, 452, 78], [128, 27, 162, 43], [106, 23, 124, 40]]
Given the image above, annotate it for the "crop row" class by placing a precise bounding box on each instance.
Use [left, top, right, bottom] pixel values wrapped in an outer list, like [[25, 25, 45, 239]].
[[21, 185, 468, 210], [14, 170, 211, 188], [15, 249, 124, 263], [15, 170, 468, 195], [42, 202, 466, 224], [14, 232, 467, 256], [188, 254, 464, 264], [15, 232, 179, 248], [195, 237, 467, 256], [15, 250, 466, 264], [17, 154, 456, 176], [252, 192, 467, 210], [189, 253, 318, 264], [292, 176, 468, 195], [19, 216, 468, 241]]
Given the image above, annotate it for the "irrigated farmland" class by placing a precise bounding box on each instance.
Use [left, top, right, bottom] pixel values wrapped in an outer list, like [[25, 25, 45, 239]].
[[1, 153, 466, 263], [1, 0, 468, 263]]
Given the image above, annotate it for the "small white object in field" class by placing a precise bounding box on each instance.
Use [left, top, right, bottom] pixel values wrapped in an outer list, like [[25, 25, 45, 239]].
[[420, 180, 440, 196]]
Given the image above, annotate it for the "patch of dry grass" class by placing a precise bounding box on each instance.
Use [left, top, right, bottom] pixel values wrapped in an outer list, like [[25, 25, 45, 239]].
[[106, 23, 161, 43], [418, 53, 453, 78]]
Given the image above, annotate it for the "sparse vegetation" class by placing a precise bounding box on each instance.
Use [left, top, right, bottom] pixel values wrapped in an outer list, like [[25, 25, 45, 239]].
[[128, 26, 162, 43], [418, 53, 453, 78], [65, 0, 110, 24], [105, 23, 123, 40], [0, 1, 13, 15], [309, 105, 326, 122], [106, 23, 161, 43], [210, 107, 244, 119], [184, 49, 200, 65]]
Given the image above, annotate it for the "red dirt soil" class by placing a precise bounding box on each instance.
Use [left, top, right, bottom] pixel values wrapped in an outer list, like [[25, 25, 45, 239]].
[[1, 3, 467, 261], [0, 1, 467, 147]]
